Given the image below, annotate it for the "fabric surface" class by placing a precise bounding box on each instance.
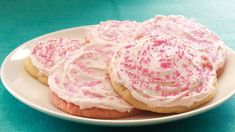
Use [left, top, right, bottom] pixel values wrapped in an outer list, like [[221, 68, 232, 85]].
[[0, 0, 235, 131]]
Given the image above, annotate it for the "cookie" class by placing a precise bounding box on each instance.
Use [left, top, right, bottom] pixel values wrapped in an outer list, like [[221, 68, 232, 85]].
[[24, 38, 86, 85], [109, 34, 217, 113], [51, 91, 140, 119], [138, 15, 227, 76], [48, 43, 140, 119]]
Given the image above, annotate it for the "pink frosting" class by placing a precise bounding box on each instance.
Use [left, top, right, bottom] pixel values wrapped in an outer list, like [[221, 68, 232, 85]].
[[85, 20, 142, 43], [110, 34, 217, 107], [48, 43, 134, 112], [30, 38, 86, 76], [138, 15, 226, 70]]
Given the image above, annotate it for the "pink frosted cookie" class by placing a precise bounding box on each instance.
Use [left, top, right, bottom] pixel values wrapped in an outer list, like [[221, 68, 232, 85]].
[[48, 43, 140, 119], [24, 38, 86, 85], [85, 20, 142, 43], [109, 34, 217, 113], [138, 15, 226, 75]]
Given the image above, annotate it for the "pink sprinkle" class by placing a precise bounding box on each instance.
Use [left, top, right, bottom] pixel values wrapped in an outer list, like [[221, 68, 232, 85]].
[[85, 80, 101, 87], [177, 51, 184, 59], [165, 75, 170, 79], [183, 63, 187, 68], [153, 77, 162, 81], [155, 85, 161, 91], [82, 90, 103, 99], [125, 45, 133, 48], [159, 49, 165, 53], [173, 71, 180, 79], [137, 65, 142, 70], [153, 40, 165, 46], [143, 68, 149, 75], [182, 87, 189, 92], [174, 82, 180, 87], [160, 61, 172, 69]]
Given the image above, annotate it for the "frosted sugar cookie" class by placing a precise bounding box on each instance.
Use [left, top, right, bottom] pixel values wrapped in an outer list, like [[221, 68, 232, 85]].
[[109, 34, 217, 113], [139, 15, 226, 76], [24, 38, 86, 85], [49, 43, 140, 119]]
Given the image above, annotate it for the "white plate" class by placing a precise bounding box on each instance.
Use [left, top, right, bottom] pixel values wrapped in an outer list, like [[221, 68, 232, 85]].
[[1, 26, 235, 126]]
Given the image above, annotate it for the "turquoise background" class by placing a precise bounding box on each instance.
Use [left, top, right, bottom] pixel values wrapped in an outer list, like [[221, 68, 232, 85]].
[[0, 0, 235, 131]]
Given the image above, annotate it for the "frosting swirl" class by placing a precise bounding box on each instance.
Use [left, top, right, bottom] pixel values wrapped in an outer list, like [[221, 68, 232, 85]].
[[110, 34, 217, 108], [139, 15, 226, 70], [30, 38, 86, 76], [48, 43, 134, 112], [86, 20, 141, 43]]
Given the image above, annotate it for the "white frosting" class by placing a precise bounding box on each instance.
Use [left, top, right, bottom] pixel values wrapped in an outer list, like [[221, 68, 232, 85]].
[[48, 43, 134, 112], [30, 38, 86, 76], [110, 34, 217, 108], [86, 20, 141, 43]]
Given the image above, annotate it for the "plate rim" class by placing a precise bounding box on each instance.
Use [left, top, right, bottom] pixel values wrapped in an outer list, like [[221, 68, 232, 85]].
[[1, 26, 235, 126]]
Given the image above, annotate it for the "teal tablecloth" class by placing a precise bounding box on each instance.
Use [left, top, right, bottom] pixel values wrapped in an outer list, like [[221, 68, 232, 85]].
[[1, 0, 235, 131]]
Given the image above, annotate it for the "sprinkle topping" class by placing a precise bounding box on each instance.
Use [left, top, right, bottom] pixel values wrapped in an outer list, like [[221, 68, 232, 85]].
[[139, 15, 226, 70], [30, 38, 86, 75]]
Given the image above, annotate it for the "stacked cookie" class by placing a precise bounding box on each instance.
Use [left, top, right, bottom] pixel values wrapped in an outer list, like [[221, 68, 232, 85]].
[[24, 16, 227, 119]]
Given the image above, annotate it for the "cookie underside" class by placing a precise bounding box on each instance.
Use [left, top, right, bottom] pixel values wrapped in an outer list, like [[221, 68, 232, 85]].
[[51, 91, 140, 119], [23, 58, 48, 85]]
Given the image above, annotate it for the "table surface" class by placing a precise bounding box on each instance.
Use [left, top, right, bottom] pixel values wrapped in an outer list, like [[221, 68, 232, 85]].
[[0, 0, 235, 131]]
